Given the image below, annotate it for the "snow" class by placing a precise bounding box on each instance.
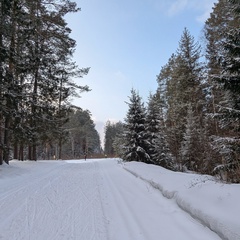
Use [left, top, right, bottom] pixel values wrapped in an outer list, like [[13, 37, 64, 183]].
[[0, 158, 239, 240], [123, 161, 240, 240]]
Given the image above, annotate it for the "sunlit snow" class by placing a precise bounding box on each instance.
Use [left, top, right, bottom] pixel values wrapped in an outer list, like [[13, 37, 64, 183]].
[[0, 158, 239, 240]]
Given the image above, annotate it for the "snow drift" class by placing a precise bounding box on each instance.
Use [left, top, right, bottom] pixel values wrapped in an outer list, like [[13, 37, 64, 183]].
[[123, 161, 240, 240]]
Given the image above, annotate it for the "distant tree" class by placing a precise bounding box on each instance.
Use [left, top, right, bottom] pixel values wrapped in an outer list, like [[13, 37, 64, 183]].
[[61, 109, 101, 159], [104, 121, 115, 156], [112, 130, 125, 158], [104, 121, 124, 156], [123, 89, 150, 163]]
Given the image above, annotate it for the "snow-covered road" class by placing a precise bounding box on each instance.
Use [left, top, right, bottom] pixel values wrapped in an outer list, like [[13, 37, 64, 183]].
[[0, 159, 221, 240]]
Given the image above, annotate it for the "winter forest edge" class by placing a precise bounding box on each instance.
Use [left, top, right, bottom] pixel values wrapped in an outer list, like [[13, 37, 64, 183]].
[[1, 0, 240, 183], [104, 0, 240, 183]]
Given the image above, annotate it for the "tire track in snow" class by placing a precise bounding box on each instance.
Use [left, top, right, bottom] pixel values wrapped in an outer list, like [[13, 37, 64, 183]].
[[0, 161, 108, 240], [0, 159, 221, 240], [99, 161, 160, 240], [98, 160, 221, 240]]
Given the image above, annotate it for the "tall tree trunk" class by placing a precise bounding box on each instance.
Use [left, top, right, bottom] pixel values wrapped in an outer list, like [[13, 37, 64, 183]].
[[14, 143, 18, 159], [3, 119, 10, 164], [28, 145, 32, 160], [0, 1, 5, 165], [31, 76, 38, 161], [19, 144, 23, 161], [3, 0, 18, 164], [59, 138, 62, 160], [0, 116, 3, 165], [33, 144, 37, 161]]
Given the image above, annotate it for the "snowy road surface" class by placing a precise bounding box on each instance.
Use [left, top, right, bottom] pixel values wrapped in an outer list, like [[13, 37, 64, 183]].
[[0, 159, 221, 240]]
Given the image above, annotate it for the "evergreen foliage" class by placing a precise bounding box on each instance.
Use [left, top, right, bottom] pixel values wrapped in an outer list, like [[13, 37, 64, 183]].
[[210, 0, 240, 181], [61, 109, 101, 159], [163, 28, 205, 170], [145, 92, 161, 162], [180, 105, 207, 172], [146, 91, 173, 169], [123, 89, 151, 163], [0, 0, 89, 164], [104, 121, 124, 157], [117, 0, 240, 182]]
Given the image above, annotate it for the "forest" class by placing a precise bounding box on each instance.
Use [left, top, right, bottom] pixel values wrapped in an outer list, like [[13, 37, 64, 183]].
[[0, 0, 104, 163], [104, 0, 240, 183], [1, 0, 240, 183]]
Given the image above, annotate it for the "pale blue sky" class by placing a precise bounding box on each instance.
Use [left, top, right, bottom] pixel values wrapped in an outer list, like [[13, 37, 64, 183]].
[[65, 0, 217, 140]]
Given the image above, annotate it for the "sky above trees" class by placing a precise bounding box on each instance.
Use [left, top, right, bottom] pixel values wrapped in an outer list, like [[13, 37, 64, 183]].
[[65, 0, 218, 135]]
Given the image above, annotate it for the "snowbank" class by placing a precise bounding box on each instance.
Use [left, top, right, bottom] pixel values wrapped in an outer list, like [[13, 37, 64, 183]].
[[0, 159, 239, 240], [122, 161, 240, 240]]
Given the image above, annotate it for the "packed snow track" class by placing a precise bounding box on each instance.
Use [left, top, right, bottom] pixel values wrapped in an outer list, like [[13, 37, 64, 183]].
[[0, 159, 221, 240]]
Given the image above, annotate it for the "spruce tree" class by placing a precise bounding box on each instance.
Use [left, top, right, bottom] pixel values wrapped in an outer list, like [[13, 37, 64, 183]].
[[164, 29, 205, 170], [211, 0, 240, 181], [123, 89, 150, 163], [180, 104, 209, 172], [146, 91, 173, 169], [145, 92, 160, 162], [204, 0, 238, 138]]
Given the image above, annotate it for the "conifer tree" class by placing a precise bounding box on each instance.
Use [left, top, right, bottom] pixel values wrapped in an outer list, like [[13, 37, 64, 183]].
[[104, 121, 115, 156], [61, 109, 101, 159], [0, 0, 90, 163], [204, 0, 234, 75], [204, 0, 237, 138], [146, 91, 173, 169], [104, 121, 124, 156], [112, 126, 125, 158], [123, 89, 150, 163], [145, 92, 160, 162], [180, 105, 210, 172], [164, 29, 205, 170], [0, 0, 24, 164], [210, 0, 240, 181]]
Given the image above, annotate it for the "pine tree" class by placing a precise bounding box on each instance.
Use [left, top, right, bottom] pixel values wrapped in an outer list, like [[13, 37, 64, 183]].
[[22, 0, 86, 160], [123, 89, 150, 163], [0, 0, 90, 163], [0, 0, 24, 164]]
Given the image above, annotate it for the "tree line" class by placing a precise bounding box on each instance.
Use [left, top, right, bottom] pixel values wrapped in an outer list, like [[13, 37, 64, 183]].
[[0, 0, 93, 164], [61, 109, 101, 160], [104, 0, 240, 183]]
